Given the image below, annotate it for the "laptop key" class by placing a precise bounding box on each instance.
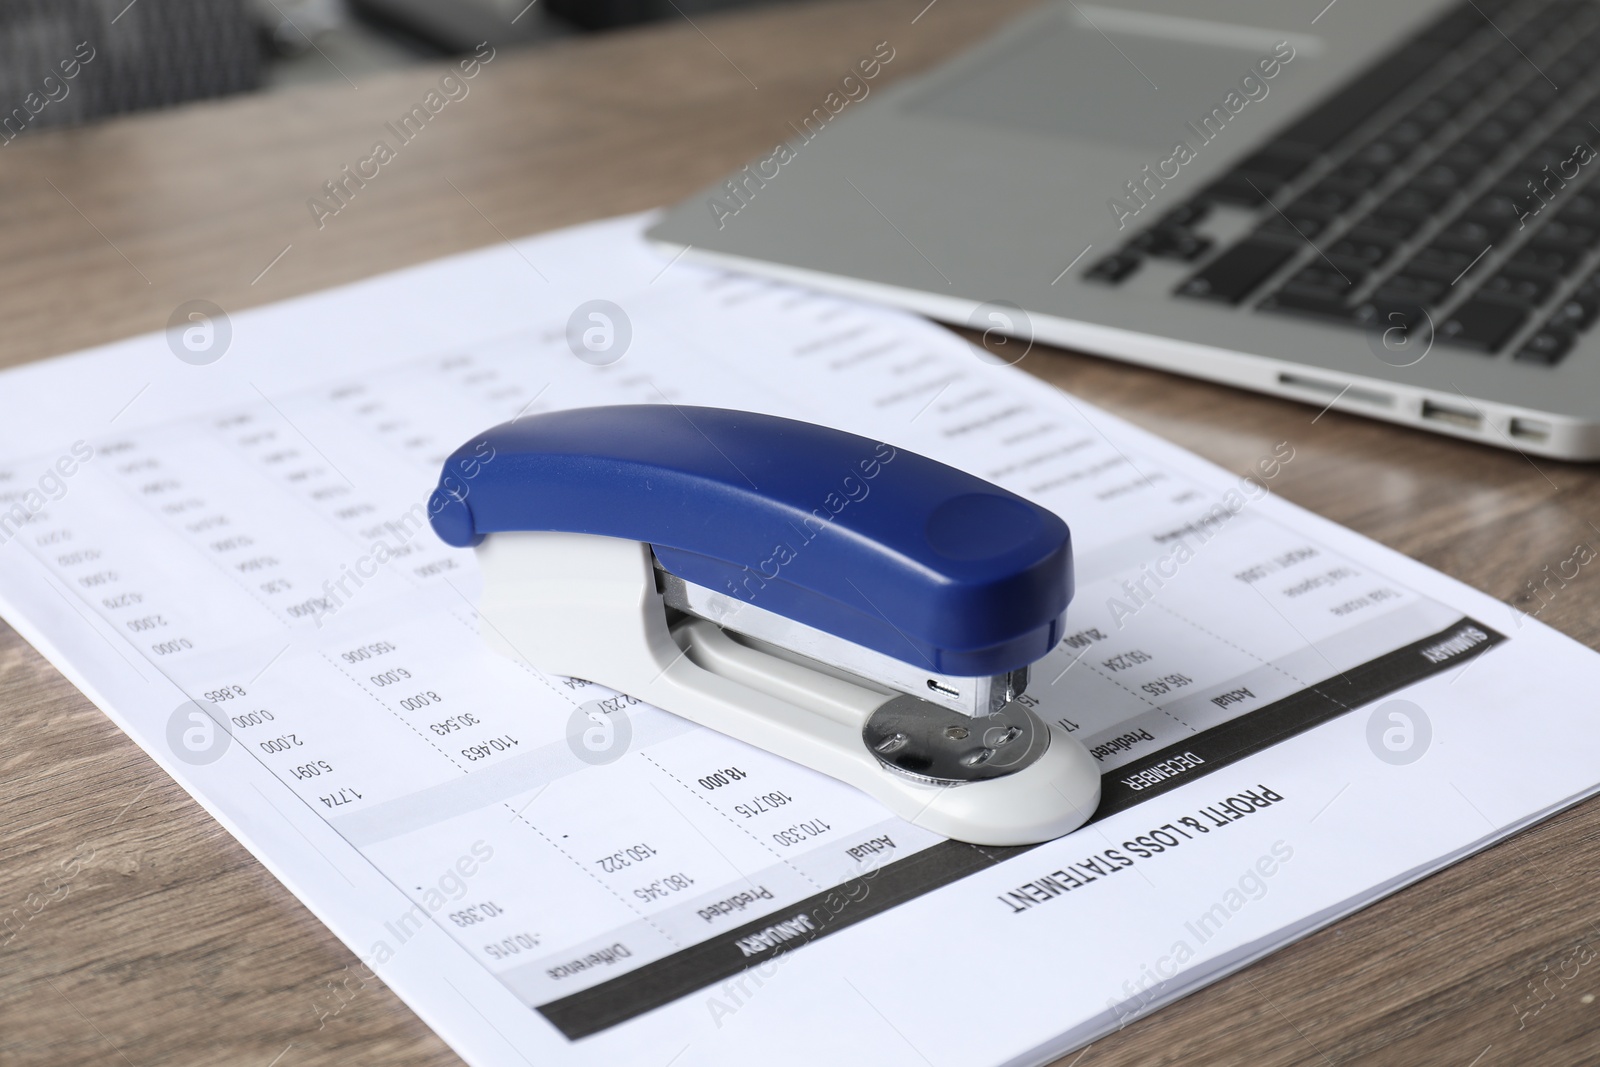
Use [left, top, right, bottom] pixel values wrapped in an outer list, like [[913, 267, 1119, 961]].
[[1464, 117, 1516, 147], [1154, 202, 1211, 229], [1437, 143, 1492, 172], [1545, 56, 1587, 86], [1466, 47, 1513, 81], [1382, 118, 1432, 147], [1233, 150, 1313, 183], [1556, 191, 1600, 222], [1519, 74, 1565, 103], [1204, 172, 1281, 207], [1260, 288, 1357, 321], [1371, 274, 1448, 307], [1258, 212, 1331, 240], [1328, 237, 1396, 267], [1519, 147, 1573, 175], [1478, 269, 1555, 308], [1292, 186, 1357, 215], [1511, 241, 1583, 277], [1489, 174, 1549, 209], [1284, 263, 1365, 295], [1352, 295, 1427, 333], [1523, 134, 1574, 159], [1275, 45, 1444, 155], [1348, 212, 1421, 242], [1463, 193, 1524, 227], [1548, 121, 1594, 146], [1569, 274, 1600, 319], [1420, 5, 1484, 47], [1546, 297, 1596, 333], [1085, 251, 1141, 284], [1536, 219, 1600, 250], [1141, 229, 1214, 261], [1414, 161, 1473, 190], [1407, 243, 1480, 281], [1407, 97, 1456, 128], [1261, 259, 1365, 321], [1433, 79, 1476, 108], [1175, 239, 1296, 304], [1353, 140, 1408, 168], [1434, 217, 1507, 250], [1439, 299, 1528, 352], [1381, 186, 1448, 218], [1495, 97, 1544, 127], [1515, 330, 1575, 365], [1323, 161, 1384, 189]]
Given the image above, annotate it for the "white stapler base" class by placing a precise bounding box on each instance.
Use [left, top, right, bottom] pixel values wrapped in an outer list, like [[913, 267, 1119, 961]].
[[475, 531, 1101, 846]]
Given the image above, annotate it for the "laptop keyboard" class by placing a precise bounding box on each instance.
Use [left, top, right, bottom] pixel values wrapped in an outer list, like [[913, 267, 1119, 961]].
[[1086, 0, 1600, 366]]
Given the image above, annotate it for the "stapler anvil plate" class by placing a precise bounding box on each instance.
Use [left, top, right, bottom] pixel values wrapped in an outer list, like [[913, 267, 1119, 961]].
[[428, 405, 1100, 845]]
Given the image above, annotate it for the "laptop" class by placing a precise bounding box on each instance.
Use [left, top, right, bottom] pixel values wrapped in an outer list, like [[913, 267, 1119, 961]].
[[647, 0, 1600, 460]]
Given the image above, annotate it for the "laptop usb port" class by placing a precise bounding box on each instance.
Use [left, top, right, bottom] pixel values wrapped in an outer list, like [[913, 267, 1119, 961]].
[[1419, 400, 1481, 430], [1509, 417, 1552, 443]]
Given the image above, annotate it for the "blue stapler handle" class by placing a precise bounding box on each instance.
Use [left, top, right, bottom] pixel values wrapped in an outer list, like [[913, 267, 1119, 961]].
[[429, 405, 1072, 676]]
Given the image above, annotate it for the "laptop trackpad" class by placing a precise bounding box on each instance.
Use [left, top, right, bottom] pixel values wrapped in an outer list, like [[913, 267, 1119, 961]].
[[904, 11, 1295, 152]]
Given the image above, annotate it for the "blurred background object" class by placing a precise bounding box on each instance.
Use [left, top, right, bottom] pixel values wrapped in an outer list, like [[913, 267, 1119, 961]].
[[0, 0, 260, 133], [253, 0, 464, 87], [0, 0, 815, 136], [543, 0, 800, 31], [252, 0, 350, 58], [340, 0, 565, 55]]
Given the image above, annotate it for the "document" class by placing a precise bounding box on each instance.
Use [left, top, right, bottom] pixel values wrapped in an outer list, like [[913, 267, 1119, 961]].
[[1, 215, 1597, 1066]]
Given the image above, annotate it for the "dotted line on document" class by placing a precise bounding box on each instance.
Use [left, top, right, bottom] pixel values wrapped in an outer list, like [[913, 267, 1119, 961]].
[[641, 753, 823, 891], [1083, 661, 1198, 735], [503, 804, 682, 949], [1153, 601, 1314, 690], [319, 649, 468, 774]]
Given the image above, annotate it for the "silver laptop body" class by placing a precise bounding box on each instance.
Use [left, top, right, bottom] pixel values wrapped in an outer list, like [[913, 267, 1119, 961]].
[[649, 0, 1600, 459]]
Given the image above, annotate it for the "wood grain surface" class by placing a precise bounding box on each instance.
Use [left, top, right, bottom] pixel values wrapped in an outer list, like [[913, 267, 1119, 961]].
[[2, 2, 1599, 1065]]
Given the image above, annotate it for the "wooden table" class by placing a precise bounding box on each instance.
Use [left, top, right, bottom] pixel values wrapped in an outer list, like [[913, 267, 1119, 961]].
[[3, 2, 1598, 1064]]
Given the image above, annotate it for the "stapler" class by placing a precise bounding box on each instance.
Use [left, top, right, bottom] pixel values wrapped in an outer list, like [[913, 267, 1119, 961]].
[[428, 405, 1100, 845]]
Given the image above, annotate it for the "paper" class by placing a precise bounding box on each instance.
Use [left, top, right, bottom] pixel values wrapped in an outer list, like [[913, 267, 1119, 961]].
[[2, 215, 1597, 1067]]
